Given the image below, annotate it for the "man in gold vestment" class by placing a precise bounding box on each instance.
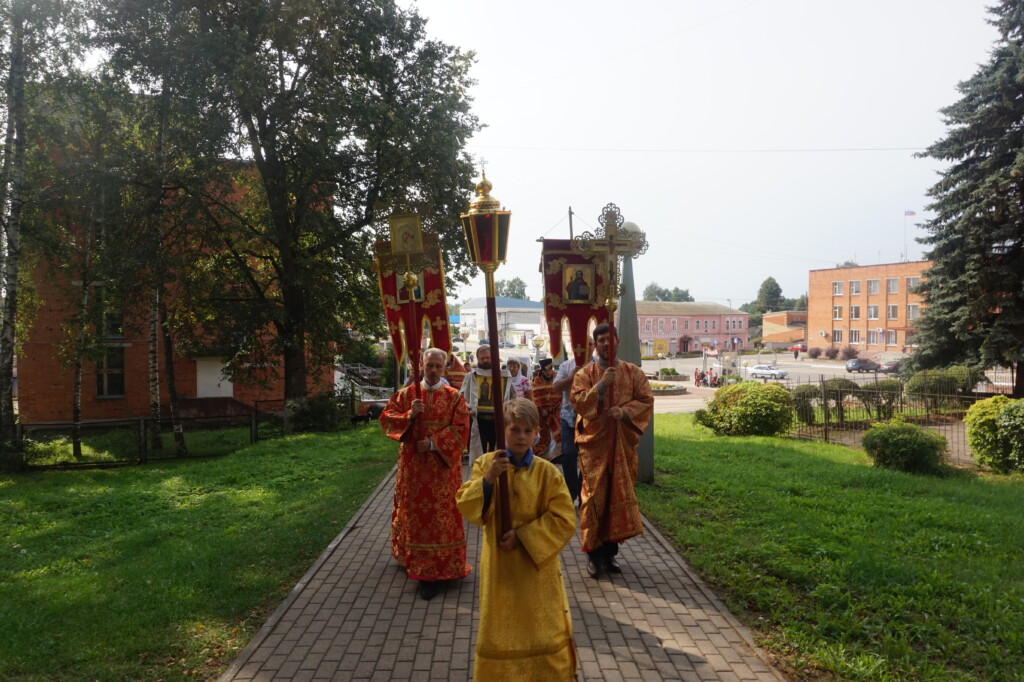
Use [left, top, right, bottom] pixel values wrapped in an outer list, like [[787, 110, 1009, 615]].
[[380, 348, 472, 600], [571, 323, 653, 579]]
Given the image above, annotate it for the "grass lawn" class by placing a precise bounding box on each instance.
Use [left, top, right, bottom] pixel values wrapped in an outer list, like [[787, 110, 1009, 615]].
[[638, 414, 1024, 681], [0, 424, 394, 681]]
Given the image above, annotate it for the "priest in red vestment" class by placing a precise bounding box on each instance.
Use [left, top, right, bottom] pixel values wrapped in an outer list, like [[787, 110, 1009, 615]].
[[380, 348, 472, 599], [531, 358, 562, 459], [570, 323, 654, 579]]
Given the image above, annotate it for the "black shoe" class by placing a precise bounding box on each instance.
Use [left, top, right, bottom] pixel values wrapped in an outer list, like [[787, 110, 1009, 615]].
[[605, 557, 622, 573], [419, 581, 437, 600], [586, 558, 601, 579]]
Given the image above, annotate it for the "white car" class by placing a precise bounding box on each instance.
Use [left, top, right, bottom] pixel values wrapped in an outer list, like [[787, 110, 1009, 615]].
[[750, 364, 788, 379]]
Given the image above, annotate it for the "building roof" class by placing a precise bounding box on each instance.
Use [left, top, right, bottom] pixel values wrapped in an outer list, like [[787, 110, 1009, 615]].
[[635, 301, 743, 315], [460, 296, 544, 310]]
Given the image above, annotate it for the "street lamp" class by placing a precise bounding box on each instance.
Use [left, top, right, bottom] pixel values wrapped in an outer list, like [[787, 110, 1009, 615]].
[[531, 335, 547, 365], [460, 172, 512, 535]]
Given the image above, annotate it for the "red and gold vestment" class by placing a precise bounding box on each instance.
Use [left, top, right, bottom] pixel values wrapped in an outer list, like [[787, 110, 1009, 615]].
[[380, 382, 472, 581], [570, 361, 653, 552], [531, 374, 562, 458]]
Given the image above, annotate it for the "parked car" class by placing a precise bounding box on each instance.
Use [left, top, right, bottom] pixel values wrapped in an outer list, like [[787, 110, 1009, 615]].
[[846, 358, 881, 373], [787, 343, 808, 352], [498, 340, 515, 348], [878, 360, 902, 374], [750, 364, 788, 379]]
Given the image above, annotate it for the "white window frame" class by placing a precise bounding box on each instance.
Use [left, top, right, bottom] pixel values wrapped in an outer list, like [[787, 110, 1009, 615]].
[[832, 281, 843, 295], [867, 279, 880, 295], [867, 330, 879, 345], [849, 329, 861, 344], [885, 330, 898, 345], [832, 306, 843, 320], [868, 305, 879, 320], [887, 304, 898, 320], [886, 278, 898, 294], [832, 329, 843, 343], [849, 280, 861, 295], [849, 305, 860, 320], [907, 304, 919, 320]]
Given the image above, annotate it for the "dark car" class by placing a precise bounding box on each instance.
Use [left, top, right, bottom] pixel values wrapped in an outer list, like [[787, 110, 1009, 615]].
[[878, 360, 901, 374], [846, 358, 881, 373]]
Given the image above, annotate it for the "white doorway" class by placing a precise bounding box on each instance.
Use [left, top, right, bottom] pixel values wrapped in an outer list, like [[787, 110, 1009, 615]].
[[195, 358, 233, 398]]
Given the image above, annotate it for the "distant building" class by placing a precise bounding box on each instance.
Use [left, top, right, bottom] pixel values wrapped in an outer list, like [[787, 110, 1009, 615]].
[[761, 310, 807, 348], [634, 301, 749, 355], [458, 297, 545, 346], [807, 261, 929, 355]]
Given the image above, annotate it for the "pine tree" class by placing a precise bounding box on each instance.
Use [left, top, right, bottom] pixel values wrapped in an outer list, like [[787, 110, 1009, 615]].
[[915, 1, 1024, 397]]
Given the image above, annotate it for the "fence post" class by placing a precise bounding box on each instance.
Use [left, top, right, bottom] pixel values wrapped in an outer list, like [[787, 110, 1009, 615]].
[[820, 376, 830, 444], [251, 410, 258, 444], [137, 417, 148, 463]]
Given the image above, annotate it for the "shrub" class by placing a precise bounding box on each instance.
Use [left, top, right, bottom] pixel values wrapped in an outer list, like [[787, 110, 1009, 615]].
[[658, 367, 679, 376], [964, 396, 1010, 471], [694, 382, 794, 436], [807, 347, 823, 359], [287, 388, 356, 433], [858, 379, 904, 420], [906, 369, 958, 411], [839, 345, 860, 361], [861, 419, 946, 474], [824, 346, 839, 360], [790, 384, 820, 425], [996, 400, 1024, 472], [823, 377, 860, 424], [946, 365, 984, 394]]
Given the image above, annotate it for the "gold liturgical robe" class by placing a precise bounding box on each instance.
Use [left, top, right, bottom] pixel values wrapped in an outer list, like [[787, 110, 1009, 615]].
[[571, 360, 653, 552], [456, 452, 577, 681], [380, 382, 471, 581]]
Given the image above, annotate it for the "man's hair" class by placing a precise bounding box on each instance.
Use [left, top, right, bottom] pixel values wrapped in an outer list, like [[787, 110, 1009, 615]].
[[592, 322, 611, 343], [422, 348, 447, 363], [575, 269, 583, 278], [476, 344, 491, 358], [503, 397, 539, 429]]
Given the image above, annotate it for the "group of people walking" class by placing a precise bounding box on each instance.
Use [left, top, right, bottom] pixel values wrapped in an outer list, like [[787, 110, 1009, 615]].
[[694, 367, 721, 387], [378, 323, 654, 679]]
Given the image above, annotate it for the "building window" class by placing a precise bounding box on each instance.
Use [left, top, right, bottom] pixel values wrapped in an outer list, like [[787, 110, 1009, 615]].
[[684, 319, 689, 330], [832, 329, 843, 343], [671, 319, 677, 332], [712, 320, 717, 330], [886, 330, 897, 345], [907, 304, 919, 320], [887, 304, 898, 320], [832, 306, 843, 320], [867, 279, 880, 295], [868, 305, 879, 320], [849, 280, 861, 295], [644, 319, 652, 333], [849, 329, 861, 343], [96, 346, 125, 397], [868, 330, 879, 345], [906, 276, 920, 293], [850, 305, 860, 320], [703, 320, 708, 331], [658, 318, 664, 332], [886, 278, 898, 294], [832, 281, 843, 295]]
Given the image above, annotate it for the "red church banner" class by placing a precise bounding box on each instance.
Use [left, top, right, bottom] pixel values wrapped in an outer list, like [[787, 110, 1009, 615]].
[[541, 239, 609, 365], [374, 221, 452, 363]]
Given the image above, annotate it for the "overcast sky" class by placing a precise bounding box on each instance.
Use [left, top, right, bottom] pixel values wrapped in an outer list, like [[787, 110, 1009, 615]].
[[407, 0, 996, 309]]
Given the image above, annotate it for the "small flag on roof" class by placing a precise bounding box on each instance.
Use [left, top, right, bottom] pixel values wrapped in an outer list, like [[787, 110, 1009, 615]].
[[904, 210, 916, 216]]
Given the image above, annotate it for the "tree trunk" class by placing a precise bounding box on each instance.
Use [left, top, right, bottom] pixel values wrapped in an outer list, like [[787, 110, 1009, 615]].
[[0, 11, 25, 444], [1014, 360, 1023, 399], [159, 295, 188, 457], [148, 286, 162, 456]]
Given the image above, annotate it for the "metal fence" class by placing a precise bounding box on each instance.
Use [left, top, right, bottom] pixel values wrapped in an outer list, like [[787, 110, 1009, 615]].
[[783, 376, 990, 467]]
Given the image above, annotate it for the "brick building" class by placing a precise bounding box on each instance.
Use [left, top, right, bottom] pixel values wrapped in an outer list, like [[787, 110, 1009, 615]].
[[807, 261, 929, 356], [636, 301, 749, 355], [761, 310, 807, 348]]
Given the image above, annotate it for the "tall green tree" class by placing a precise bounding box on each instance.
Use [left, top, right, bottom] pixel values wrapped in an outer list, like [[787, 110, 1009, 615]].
[[914, 1, 1024, 397], [495, 276, 527, 300], [753, 276, 784, 313], [643, 282, 694, 302], [94, 0, 479, 400]]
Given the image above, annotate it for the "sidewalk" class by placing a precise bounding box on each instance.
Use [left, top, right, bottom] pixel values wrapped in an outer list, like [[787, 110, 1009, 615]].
[[219, 464, 786, 681]]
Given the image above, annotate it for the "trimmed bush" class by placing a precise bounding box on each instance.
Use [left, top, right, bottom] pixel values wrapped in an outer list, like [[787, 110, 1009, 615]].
[[790, 384, 820, 425], [694, 382, 794, 436], [946, 365, 985, 394], [807, 347, 823, 359], [823, 377, 860, 424], [287, 388, 356, 432], [861, 419, 946, 474], [839, 345, 860, 361], [907, 368, 958, 402], [996, 400, 1024, 472], [824, 346, 839, 360], [964, 395, 1012, 472], [858, 379, 904, 420]]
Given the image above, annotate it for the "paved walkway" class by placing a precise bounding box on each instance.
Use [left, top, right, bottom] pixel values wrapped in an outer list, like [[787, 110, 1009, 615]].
[[219, 458, 786, 681]]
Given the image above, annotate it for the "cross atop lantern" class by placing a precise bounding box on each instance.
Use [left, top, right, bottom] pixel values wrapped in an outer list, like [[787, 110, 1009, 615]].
[[572, 203, 648, 328]]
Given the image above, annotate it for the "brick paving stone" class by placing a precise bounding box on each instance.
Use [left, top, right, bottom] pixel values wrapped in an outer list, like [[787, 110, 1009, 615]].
[[218, 465, 787, 682]]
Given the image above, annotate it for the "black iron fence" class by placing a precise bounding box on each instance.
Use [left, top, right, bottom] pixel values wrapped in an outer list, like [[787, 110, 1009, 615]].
[[784, 377, 989, 467]]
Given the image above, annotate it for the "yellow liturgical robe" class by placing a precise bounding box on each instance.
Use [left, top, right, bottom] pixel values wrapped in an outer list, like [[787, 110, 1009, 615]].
[[456, 452, 577, 681], [571, 360, 654, 552]]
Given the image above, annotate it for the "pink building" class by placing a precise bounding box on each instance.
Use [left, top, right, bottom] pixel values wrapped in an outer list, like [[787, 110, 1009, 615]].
[[635, 302, 749, 355]]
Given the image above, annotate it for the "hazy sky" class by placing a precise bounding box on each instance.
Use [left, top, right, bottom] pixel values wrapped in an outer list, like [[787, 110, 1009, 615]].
[[407, 0, 996, 309]]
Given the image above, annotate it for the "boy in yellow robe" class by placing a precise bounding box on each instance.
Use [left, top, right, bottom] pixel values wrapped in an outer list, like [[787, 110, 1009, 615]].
[[456, 398, 577, 681]]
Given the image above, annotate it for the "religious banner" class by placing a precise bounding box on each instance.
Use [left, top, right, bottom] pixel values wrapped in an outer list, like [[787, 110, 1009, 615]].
[[541, 238, 610, 364], [374, 217, 453, 363]]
